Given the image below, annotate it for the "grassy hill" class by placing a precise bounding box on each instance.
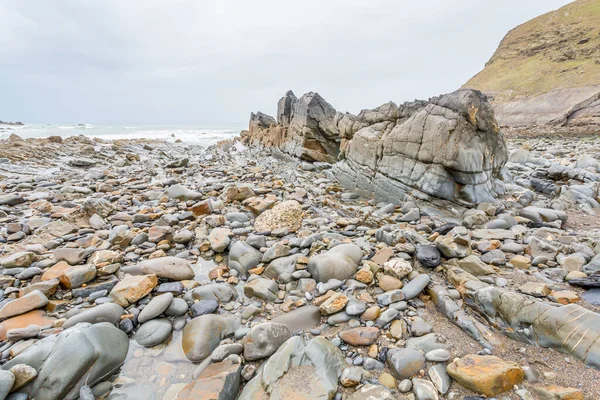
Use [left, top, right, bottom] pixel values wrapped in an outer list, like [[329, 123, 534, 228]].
[[464, 0, 600, 101]]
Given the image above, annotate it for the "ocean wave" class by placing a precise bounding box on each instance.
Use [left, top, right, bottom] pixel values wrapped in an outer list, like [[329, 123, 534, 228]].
[[4, 124, 242, 145]]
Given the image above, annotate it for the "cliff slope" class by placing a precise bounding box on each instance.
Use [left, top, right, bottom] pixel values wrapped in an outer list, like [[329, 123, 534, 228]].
[[463, 0, 600, 133]]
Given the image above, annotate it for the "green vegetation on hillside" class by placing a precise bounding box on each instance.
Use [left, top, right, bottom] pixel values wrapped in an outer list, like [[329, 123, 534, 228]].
[[464, 0, 600, 100]]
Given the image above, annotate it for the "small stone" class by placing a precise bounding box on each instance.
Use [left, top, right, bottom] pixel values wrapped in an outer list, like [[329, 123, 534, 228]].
[[518, 282, 550, 297], [549, 290, 579, 305], [446, 355, 524, 397], [109, 274, 158, 307], [510, 255, 532, 269], [339, 327, 380, 346], [387, 347, 425, 379], [9, 364, 38, 390], [532, 385, 584, 400], [340, 366, 363, 387], [319, 292, 348, 316], [378, 372, 396, 389]]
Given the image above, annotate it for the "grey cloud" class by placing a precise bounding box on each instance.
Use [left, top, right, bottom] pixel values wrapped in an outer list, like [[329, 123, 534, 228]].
[[0, 0, 572, 124]]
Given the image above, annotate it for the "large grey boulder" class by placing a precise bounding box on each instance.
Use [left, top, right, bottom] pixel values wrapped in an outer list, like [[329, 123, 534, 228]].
[[0, 370, 15, 399], [228, 241, 262, 277], [308, 243, 363, 283], [182, 315, 240, 362], [271, 305, 321, 332], [335, 89, 507, 204], [137, 293, 174, 323], [244, 277, 278, 302], [2, 323, 129, 400], [242, 322, 291, 361], [161, 184, 202, 201], [387, 347, 426, 379], [263, 254, 302, 283], [134, 319, 172, 347]]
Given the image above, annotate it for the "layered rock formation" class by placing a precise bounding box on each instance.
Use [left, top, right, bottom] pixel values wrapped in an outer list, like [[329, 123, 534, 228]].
[[463, 0, 600, 133], [244, 91, 341, 163], [243, 89, 508, 205], [444, 265, 600, 369]]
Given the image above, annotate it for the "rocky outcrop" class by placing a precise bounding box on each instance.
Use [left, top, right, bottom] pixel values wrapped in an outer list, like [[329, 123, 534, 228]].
[[335, 90, 508, 204], [243, 91, 341, 163], [446, 265, 600, 368], [244, 89, 508, 204], [463, 0, 600, 134]]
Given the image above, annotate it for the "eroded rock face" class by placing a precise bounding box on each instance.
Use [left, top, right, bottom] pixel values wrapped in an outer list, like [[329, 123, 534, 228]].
[[244, 89, 507, 204], [336, 90, 507, 204]]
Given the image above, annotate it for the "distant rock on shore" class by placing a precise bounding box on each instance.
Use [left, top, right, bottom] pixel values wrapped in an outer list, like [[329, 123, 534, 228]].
[[0, 120, 24, 126], [463, 0, 600, 134], [243, 88, 508, 205]]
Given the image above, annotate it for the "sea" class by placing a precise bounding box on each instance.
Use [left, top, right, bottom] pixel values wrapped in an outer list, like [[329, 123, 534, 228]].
[[0, 123, 244, 147]]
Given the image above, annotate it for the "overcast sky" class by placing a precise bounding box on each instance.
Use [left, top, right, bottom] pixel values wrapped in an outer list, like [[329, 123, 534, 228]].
[[0, 0, 571, 125]]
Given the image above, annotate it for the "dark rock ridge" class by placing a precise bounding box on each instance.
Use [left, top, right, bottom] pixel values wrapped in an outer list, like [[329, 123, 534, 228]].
[[243, 89, 508, 204], [244, 91, 341, 163]]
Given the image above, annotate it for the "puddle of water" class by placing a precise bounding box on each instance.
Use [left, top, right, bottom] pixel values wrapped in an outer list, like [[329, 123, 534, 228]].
[[107, 331, 195, 400]]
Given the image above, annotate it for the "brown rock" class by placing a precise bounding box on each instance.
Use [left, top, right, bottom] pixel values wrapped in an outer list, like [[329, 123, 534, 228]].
[[59, 264, 97, 289], [510, 255, 532, 270], [389, 319, 407, 340], [9, 363, 38, 391], [550, 290, 579, 305], [371, 247, 394, 265], [355, 266, 374, 284], [377, 273, 403, 291], [532, 385, 584, 400], [360, 306, 381, 321], [19, 279, 60, 298], [109, 274, 158, 306], [447, 355, 524, 397], [0, 310, 56, 340], [41, 261, 70, 281], [518, 282, 550, 297], [339, 327, 380, 346], [314, 290, 336, 306], [0, 290, 49, 319], [46, 300, 70, 313], [378, 372, 397, 389], [191, 200, 213, 216], [148, 225, 172, 242], [319, 292, 348, 316], [225, 185, 255, 202], [245, 194, 278, 215]]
